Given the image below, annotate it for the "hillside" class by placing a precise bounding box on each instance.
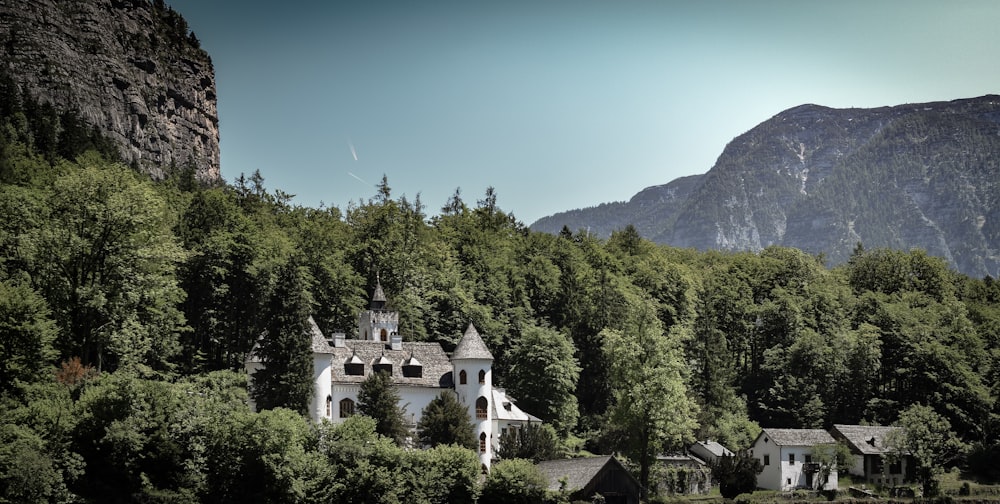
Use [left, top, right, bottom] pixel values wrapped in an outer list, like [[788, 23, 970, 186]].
[[531, 96, 1000, 277], [0, 0, 220, 180]]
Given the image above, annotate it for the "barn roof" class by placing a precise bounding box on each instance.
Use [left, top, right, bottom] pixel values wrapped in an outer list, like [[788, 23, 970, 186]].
[[831, 424, 902, 455]]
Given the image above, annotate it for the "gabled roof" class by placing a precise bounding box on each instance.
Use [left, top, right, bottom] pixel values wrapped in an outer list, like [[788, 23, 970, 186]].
[[831, 424, 901, 455], [308, 316, 334, 354], [330, 340, 453, 388], [690, 440, 733, 458], [536, 456, 641, 495], [756, 428, 836, 447], [492, 388, 541, 423], [452, 323, 494, 361]]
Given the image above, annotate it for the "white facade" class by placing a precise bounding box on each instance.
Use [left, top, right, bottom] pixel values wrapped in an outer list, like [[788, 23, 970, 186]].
[[752, 429, 839, 492], [453, 356, 494, 469], [312, 353, 333, 422]]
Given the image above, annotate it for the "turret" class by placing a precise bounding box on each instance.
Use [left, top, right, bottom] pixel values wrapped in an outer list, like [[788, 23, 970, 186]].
[[452, 323, 495, 470], [358, 279, 399, 342]]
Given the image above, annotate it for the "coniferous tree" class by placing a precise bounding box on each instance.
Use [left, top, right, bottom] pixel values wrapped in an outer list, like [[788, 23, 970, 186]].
[[416, 391, 476, 449], [357, 369, 408, 444], [250, 259, 314, 415]]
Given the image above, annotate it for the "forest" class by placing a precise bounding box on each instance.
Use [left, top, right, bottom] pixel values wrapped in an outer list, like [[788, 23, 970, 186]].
[[0, 76, 998, 503]]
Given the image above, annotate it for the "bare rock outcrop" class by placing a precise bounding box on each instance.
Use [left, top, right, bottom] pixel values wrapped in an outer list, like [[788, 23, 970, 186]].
[[0, 0, 220, 181]]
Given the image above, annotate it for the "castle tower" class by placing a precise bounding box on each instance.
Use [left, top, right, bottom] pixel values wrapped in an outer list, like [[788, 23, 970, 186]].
[[358, 279, 399, 346], [306, 316, 334, 422], [452, 323, 495, 470]]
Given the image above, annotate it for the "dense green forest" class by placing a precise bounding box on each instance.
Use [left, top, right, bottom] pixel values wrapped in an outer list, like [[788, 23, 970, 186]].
[[0, 81, 998, 503]]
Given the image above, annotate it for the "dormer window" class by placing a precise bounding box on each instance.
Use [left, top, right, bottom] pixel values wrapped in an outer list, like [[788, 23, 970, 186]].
[[402, 354, 423, 378], [344, 353, 364, 376], [373, 354, 392, 375]]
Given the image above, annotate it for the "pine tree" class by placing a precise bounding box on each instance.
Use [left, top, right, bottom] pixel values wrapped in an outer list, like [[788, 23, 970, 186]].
[[416, 391, 476, 449], [250, 259, 314, 415], [357, 369, 408, 444]]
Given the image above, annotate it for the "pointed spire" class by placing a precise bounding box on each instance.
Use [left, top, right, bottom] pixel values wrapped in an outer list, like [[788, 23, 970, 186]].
[[370, 274, 387, 309], [452, 323, 494, 361]]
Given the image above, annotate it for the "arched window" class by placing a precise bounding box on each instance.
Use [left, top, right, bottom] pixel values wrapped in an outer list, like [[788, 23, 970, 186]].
[[478, 369, 486, 384], [479, 432, 487, 453], [326, 396, 332, 417], [476, 396, 488, 419], [339, 398, 355, 418], [380, 328, 388, 342], [459, 370, 467, 385]]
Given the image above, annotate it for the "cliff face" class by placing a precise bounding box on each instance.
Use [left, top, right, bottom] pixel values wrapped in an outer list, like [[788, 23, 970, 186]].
[[531, 96, 1000, 278], [0, 0, 219, 181]]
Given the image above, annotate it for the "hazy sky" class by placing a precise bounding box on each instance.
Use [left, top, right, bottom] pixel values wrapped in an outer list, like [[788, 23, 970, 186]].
[[167, 0, 1000, 224]]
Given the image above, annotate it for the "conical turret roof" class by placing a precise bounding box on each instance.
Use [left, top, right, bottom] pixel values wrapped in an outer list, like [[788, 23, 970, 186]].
[[452, 323, 494, 360], [307, 316, 333, 354]]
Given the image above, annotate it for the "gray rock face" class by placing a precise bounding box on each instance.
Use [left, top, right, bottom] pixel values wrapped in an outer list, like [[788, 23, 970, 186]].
[[0, 0, 219, 181], [531, 96, 1000, 278]]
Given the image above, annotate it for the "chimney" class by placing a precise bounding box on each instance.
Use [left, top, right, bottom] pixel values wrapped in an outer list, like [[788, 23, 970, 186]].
[[390, 332, 402, 351], [332, 332, 346, 348]]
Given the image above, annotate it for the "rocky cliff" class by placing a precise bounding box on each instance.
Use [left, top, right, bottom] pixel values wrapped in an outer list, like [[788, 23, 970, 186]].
[[0, 0, 219, 181], [531, 96, 1000, 278]]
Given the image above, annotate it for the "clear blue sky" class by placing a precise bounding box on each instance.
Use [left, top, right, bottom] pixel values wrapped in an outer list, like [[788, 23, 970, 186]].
[[167, 0, 1000, 224]]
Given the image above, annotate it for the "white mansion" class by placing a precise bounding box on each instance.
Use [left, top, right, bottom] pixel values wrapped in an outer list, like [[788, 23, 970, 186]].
[[247, 282, 540, 469]]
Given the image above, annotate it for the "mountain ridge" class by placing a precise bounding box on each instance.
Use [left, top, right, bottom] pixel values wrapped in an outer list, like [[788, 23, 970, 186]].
[[531, 96, 1000, 277]]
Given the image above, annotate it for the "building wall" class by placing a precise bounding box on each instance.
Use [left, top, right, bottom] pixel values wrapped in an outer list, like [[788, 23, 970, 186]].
[[753, 437, 784, 490], [453, 358, 494, 469], [311, 354, 333, 423]]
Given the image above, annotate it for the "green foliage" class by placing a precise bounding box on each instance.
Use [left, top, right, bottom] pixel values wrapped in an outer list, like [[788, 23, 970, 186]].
[[0, 277, 57, 393], [416, 391, 477, 449], [709, 452, 763, 499], [603, 302, 699, 490], [480, 458, 548, 504], [886, 404, 969, 497], [505, 324, 580, 435], [358, 370, 409, 445], [498, 423, 562, 463], [250, 259, 315, 414]]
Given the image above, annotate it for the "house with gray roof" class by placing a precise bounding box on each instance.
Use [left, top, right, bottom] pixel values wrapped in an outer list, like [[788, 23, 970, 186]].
[[751, 428, 839, 491], [830, 424, 912, 486], [537, 456, 642, 504]]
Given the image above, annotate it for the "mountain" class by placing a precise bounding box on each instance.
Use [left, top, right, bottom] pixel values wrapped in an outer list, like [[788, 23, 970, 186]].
[[531, 96, 1000, 278], [0, 0, 219, 181]]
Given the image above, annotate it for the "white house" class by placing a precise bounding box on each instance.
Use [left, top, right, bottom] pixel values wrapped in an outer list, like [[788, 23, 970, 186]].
[[751, 428, 839, 491], [247, 281, 539, 470], [689, 439, 734, 465], [830, 424, 911, 486]]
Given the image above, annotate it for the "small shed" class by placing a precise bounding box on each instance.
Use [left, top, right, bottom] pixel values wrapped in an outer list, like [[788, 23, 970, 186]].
[[536, 456, 642, 504]]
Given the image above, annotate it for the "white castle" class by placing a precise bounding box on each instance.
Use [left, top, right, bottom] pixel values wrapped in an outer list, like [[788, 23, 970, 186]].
[[247, 281, 539, 469]]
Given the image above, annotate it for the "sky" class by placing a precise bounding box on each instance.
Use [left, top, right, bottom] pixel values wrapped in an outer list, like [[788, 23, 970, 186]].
[[167, 0, 1000, 224]]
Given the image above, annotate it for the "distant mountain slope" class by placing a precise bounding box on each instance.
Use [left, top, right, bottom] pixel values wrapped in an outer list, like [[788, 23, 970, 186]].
[[531, 96, 1000, 277]]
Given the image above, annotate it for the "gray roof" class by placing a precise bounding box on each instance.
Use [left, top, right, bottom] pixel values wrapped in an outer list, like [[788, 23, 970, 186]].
[[759, 428, 836, 447], [690, 440, 733, 458], [330, 340, 453, 388], [372, 281, 386, 303], [452, 323, 494, 361], [831, 424, 902, 455], [536, 456, 620, 493], [308, 316, 334, 354]]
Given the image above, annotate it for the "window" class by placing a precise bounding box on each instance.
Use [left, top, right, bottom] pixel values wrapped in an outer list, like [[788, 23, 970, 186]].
[[789, 453, 795, 464], [459, 370, 467, 385], [380, 328, 388, 342], [480, 432, 487, 453], [889, 460, 902, 474], [326, 396, 332, 417], [339, 398, 355, 418], [763, 455, 770, 466], [478, 369, 486, 384], [805, 454, 812, 464], [476, 396, 488, 419]]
